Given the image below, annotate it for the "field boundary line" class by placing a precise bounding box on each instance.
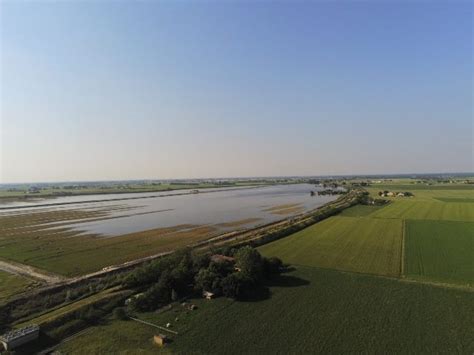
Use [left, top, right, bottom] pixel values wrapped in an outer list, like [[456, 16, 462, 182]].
[[129, 316, 178, 335], [289, 263, 474, 292], [400, 219, 405, 278]]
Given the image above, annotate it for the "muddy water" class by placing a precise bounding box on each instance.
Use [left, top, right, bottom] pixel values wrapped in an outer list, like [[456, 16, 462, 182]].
[[0, 184, 338, 237]]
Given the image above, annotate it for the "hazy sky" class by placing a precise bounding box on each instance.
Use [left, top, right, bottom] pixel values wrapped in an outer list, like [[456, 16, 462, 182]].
[[1, 1, 472, 183]]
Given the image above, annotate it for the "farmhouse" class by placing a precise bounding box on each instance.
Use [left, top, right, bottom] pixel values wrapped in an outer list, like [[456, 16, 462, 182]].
[[153, 334, 168, 346], [0, 325, 40, 351]]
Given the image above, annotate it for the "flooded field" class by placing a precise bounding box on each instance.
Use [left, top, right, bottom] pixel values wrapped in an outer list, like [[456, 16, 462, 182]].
[[0, 184, 338, 276], [0, 184, 336, 237]]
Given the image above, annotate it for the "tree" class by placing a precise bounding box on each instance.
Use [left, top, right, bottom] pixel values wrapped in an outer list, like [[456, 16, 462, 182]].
[[113, 307, 128, 320], [263, 257, 283, 276], [195, 268, 219, 292], [235, 246, 264, 282], [221, 273, 244, 299]]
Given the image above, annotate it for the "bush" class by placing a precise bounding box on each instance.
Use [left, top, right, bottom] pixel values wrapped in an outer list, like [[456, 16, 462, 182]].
[[113, 307, 128, 320], [235, 246, 264, 282], [221, 273, 245, 299], [263, 257, 283, 276]]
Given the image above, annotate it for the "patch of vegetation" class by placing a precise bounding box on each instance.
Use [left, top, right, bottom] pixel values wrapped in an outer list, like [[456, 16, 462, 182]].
[[435, 197, 474, 203], [338, 204, 386, 217], [57, 266, 474, 354], [259, 216, 402, 277], [124, 247, 283, 312], [405, 220, 474, 285], [0, 209, 218, 276], [0, 271, 36, 305], [369, 199, 474, 222]]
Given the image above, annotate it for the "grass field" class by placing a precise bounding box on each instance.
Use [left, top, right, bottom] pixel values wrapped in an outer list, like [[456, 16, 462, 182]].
[[0, 271, 36, 304], [405, 220, 474, 285], [258, 216, 402, 277], [57, 266, 474, 354], [369, 199, 474, 222], [338, 204, 386, 217]]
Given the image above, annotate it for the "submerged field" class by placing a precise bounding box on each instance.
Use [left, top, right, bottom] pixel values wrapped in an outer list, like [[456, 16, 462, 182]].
[[0, 184, 333, 278], [57, 266, 474, 354]]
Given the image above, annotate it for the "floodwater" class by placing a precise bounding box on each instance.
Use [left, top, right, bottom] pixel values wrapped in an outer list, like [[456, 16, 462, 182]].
[[0, 184, 338, 237]]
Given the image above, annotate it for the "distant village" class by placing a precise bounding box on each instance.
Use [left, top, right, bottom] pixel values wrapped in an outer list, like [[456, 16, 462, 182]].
[[378, 191, 414, 198]]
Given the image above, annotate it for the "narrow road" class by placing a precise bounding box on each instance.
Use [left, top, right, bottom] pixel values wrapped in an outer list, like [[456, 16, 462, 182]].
[[0, 259, 65, 283]]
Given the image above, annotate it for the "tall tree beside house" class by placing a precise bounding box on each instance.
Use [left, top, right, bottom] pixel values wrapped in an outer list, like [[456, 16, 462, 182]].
[[235, 246, 264, 282]]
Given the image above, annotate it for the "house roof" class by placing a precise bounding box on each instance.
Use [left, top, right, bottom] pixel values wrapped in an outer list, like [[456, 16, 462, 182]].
[[211, 254, 235, 263]]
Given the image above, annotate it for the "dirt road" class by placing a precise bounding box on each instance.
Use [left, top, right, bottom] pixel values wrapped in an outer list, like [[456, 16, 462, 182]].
[[0, 259, 65, 283]]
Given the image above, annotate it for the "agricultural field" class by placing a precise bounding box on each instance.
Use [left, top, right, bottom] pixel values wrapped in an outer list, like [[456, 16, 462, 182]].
[[57, 266, 474, 354], [369, 199, 474, 221], [261, 182, 473, 286], [338, 204, 386, 217], [0, 271, 36, 304], [258, 216, 403, 277], [405, 220, 474, 285]]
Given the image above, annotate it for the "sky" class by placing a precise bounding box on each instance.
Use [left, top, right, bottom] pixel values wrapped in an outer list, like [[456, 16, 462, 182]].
[[1, 0, 472, 183]]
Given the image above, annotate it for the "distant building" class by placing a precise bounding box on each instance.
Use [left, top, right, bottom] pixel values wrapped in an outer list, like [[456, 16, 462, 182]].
[[153, 334, 168, 346], [0, 325, 39, 351], [27, 186, 40, 194]]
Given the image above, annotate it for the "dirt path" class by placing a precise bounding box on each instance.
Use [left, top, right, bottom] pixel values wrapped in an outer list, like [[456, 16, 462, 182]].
[[0, 259, 66, 283]]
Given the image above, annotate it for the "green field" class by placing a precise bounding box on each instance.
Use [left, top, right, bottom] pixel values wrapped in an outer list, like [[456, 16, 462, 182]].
[[369, 199, 474, 222], [57, 266, 474, 354], [405, 220, 474, 285], [259, 183, 474, 285], [259, 216, 402, 277], [0, 271, 36, 304], [338, 204, 386, 217]]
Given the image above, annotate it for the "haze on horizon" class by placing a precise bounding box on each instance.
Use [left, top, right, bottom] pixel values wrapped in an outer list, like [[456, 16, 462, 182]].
[[1, 1, 472, 184]]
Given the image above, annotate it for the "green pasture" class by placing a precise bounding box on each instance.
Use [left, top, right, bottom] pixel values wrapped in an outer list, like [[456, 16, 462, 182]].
[[0, 271, 36, 304], [57, 266, 474, 354], [405, 220, 474, 285], [259, 216, 402, 277]]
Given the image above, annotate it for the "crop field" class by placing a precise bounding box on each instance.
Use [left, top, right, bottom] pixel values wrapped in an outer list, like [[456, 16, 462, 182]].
[[338, 204, 386, 217], [259, 182, 473, 285], [258, 216, 402, 277], [369, 199, 474, 222], [57, 266, 474, 354], [0, 271, 36, 304], [405, 220, 474, 285]]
